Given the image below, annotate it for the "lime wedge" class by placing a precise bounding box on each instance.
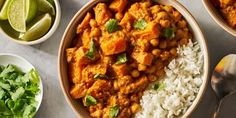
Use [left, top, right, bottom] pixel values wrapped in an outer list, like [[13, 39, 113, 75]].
[[0, 0, 5, 9], [37, 0, 55, 16], [19, 13, 52, 41], [25, 0, 37, 23], [8, 0, 26, 32], [47, 0, 54, 6], [0, 0, 12, 20]]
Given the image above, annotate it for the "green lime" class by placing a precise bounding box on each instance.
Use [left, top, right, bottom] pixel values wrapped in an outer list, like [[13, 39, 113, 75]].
[[38, 0, 55, 16], [25, 0, 37, 23], [0, 0, 12, 20], [8, 0, 26, 32], [47, 0, 54, 6], [0, 0, 5, 9], [19, 13, 52, 41]]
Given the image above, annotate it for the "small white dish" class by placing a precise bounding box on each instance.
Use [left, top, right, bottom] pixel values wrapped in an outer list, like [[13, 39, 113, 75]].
[[0, 53, 43, 114], [0, 0, 61, 45]]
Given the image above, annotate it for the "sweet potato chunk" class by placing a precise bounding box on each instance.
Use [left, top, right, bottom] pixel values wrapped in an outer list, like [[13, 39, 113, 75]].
[[94, 3, 112, 25], [66, 48, 77, 63], [70, 83, 88, 99], [220, 0, 234, 5], [77, 12, 93, 34], [136, 39, 150, 51], [74, 47, 90, 66], [86, 80, 112, 100], [67, 47, 91, 84], [68, 63, 83, 84], [133, 22, 160, 40], [80, 28, 91, 49], [112, 64, 128, 76], [132, 51, 154, 65], [109, 0, 127, 12], [82, 62, 108, 82], [120, 76, 148, 94], [120, 12, 134, 30], [101, 32, 127, 55]]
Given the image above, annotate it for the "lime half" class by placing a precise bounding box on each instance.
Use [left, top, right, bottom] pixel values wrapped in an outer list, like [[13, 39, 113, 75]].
[[19, 13, 52, 41], [38, 0, 55, 16], [0, 0, 12, 20], [25, 0, 37, 23], [8, 0, 26, 32]]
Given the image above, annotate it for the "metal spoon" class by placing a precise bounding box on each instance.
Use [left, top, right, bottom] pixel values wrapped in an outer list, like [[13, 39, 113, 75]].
[[211, 54, 236, 118]]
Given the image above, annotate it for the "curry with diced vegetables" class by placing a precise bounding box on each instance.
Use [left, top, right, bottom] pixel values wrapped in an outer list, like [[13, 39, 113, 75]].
[[66, 0, 192, 117], [211, 0, 236, 28]]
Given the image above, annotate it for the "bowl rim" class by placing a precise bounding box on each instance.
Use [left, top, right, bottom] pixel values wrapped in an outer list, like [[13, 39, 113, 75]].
[[0, 0, 61, 45], [58, 0, 209, 117], [202, 0, 236, 37], [0, 53, 44, 116]]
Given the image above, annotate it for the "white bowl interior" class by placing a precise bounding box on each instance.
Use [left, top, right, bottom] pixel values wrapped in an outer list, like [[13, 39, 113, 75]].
[[59, 0, 209, 117], [0, 53, 43, 113], [0, 0, 61, 45]]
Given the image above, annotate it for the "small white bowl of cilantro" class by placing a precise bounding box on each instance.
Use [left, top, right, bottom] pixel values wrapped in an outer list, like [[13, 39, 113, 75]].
[[0, 53, 43, 117]]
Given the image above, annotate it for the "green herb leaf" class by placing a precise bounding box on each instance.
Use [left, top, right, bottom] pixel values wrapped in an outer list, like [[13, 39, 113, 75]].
[[134, 19, 147, 30], [94, 74, 109, 79], [0, 64, 40, 117], [105, 19, 120, 33], [23, 105, 36, 117], [85, 39, 97, 60], [85, 95, 97, 106], [109, 105, 119, 118], [11, 87, 25, 101], [0, 88, 5, 99], [115, 53, 128, 65], [153, 82, 165, 91], [164, 28, 175, 39]]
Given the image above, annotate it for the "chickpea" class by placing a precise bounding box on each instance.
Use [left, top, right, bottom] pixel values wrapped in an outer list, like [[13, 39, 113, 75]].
[[89, 19, 97, 27], [156, 69, 165, 77], [138, 64, 147, 71], [131, 103, 141, 113], [90, 28, 101, 37], [131, 70, 140, 78], [91, 110, 102, 118], [177, 20, 187, 28], [152, 49, 161, 56], [150, 39, 159, 46], [163, 6, 174, 13], [160, 51, 170, 61], [115, 12, 124, 21], [148, 74, 157, 82], [159, 40, 167, 49], [157, 11, 169, 20], [168, 40, 177, 47], [173, 11, 182, 21], [179, 38, 188, 45], [159, 20, 170, 28], [175, 29, 184, 40], [113, 80, 119, 90], [130, 62, 138, 68], [170, 48, 177, 56], [147, 66, 156, 74]]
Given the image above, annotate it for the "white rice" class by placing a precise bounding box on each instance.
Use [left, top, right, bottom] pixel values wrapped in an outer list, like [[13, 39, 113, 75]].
[[135, 41, 203, 118]]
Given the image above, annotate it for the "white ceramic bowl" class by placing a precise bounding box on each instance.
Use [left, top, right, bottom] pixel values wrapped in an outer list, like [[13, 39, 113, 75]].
[[202, 0, 236, 37], [58, 0, 209, 117], [0, 0, 61, 45], [0, 53, 43, 115]]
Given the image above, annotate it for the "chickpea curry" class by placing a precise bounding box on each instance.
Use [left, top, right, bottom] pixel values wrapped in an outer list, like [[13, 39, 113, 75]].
[[66, 0, 192, 117], [211, 0, 236, 28]]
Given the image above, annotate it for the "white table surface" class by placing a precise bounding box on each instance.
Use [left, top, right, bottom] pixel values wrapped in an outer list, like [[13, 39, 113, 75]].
[[0, 0, 236, 118]]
